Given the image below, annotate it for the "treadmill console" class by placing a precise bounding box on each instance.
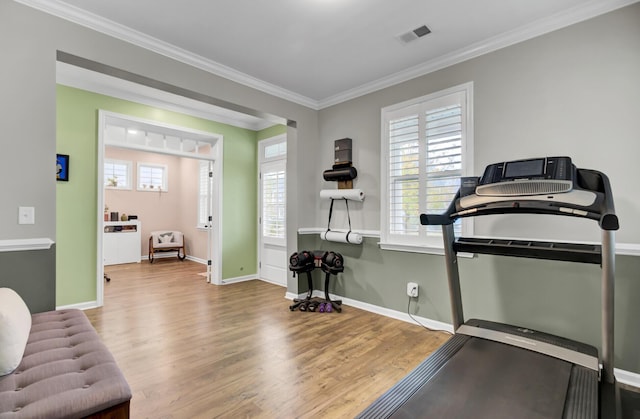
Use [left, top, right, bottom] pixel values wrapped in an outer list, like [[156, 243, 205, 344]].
[[476, 156, 573, 196], [421, 156, 618, 231]]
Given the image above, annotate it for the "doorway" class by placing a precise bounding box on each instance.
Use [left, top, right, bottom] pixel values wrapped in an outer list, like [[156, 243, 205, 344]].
[[258, 135, 287, 286], [96, 111, 223, 306]]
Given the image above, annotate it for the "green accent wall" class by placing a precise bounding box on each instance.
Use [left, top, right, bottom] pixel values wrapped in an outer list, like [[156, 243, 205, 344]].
[[56, 85, 261, 306]]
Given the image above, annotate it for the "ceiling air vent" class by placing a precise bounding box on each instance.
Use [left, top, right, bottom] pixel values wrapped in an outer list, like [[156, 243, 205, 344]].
[[397, 24, 432, 45]]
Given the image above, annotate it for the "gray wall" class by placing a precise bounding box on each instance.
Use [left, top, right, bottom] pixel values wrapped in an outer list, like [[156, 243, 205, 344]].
[[1, 0, 639, 375], [0, 1, 318, 302], [310, 4, 640, 373], [0, 3, 57, 240], [315, 4, 640, 246], [0, 247, 56, 313]]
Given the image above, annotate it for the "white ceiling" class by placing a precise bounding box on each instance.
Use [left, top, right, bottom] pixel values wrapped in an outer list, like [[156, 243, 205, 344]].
[[22, 0, 637, 110]]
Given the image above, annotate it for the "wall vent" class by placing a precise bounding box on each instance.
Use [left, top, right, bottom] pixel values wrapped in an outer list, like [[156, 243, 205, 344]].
[[397, 25, 431, 45]]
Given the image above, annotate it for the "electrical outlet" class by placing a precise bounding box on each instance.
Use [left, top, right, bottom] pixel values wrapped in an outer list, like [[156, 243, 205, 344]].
[[407, 282, 418, 298]]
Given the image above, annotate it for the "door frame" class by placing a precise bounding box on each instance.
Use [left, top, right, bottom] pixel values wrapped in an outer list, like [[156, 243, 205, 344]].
[[258, 134, 287, 285], [96, 111, 224, 306]]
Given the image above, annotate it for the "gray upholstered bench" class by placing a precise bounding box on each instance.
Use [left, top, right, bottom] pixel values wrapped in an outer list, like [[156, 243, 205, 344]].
[[0, 289, 131, 419]]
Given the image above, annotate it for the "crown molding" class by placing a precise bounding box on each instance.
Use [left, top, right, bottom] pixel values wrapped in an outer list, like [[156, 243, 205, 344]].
[[15, 0, 319, 109], [16, 0, 638, 110], [317, 0, 639, 108]]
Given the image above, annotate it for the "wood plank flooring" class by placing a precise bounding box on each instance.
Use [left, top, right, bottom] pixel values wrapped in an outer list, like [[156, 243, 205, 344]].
[[86, 260, 450, 418]]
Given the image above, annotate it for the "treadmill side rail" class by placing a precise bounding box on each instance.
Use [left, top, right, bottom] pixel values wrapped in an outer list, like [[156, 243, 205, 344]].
[[356, 334, 470, 419]]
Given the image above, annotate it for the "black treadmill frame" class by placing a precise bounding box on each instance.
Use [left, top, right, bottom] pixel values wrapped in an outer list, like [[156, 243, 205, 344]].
[[358, 163, 619, 419]]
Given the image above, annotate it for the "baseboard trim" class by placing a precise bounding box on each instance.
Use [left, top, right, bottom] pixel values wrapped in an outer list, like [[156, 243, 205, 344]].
[[142, 253, 208, 265], [221, 273, 258, 285], [56, 300, 99, 311], [285, 290, 453, 333], [185, 255, 207, 264]]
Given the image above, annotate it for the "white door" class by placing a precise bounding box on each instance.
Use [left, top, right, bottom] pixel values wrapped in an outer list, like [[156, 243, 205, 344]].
[[259, 136, 287, 286], [199, 160, 215, 283]]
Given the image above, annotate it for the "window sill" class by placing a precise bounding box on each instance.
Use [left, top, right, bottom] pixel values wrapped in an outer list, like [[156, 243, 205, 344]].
[[378, 242, 474, 258], [137, 188, 168, 193]]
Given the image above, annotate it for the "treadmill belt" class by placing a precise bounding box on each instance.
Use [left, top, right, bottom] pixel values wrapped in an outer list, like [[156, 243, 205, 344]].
[[391, 337, 572, 419]]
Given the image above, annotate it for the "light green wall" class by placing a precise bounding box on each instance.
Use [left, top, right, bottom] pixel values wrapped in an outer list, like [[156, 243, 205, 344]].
[[56, 85, 259, 306]]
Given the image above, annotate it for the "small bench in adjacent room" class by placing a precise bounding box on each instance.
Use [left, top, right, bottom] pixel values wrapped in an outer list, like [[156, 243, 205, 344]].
[[0, 288, 132, 418], [148, 231, 186, 263]]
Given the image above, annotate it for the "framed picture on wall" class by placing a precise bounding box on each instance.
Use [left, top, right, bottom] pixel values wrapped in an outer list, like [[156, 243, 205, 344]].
[[56, 154, 69, 181]]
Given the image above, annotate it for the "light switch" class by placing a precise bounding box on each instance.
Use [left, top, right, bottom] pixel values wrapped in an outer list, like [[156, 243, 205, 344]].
[[18, 207, 35, 225]]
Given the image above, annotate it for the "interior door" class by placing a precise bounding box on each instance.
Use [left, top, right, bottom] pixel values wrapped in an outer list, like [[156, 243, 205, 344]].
[[202, 160, 214, 283], [259, 136, 287, 286]]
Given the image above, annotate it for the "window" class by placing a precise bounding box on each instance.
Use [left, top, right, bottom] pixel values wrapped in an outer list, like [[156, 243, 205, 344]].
[[104, 159, 132, 190], [262, 167, 286, 242], [381, 83, 473, 252], [259, 135, 286, 245], [264, 141, 286, 159], [197, 161, 211, 228], [137, 163, 168, 191]]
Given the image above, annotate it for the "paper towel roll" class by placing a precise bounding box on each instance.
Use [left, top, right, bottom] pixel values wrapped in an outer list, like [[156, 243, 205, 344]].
[[320, 230, 363, 245], [319, 189, 365, 202]]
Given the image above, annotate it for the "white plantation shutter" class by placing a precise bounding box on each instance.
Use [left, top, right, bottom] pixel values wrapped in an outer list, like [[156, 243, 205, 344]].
[[262, 169, 286, 241], [389, 114, 420, 236], [198, 161, 210, 227], [383, 84, 473, 249], [425, 103, 462, 235]]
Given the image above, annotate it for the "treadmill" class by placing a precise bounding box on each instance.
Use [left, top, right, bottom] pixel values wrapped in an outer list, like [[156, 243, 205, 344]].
[[358, 157, 620, 419]]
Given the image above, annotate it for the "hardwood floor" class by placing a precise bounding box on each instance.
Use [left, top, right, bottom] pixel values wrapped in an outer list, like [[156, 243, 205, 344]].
[[87, 260, 450, 418]]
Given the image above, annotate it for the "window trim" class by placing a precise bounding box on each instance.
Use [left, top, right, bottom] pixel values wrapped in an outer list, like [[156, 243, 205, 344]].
[[104, 158, 132, 190], [259, 134, 287, 247], [380, 82, 474, 254], [137, 162, 168, 192]]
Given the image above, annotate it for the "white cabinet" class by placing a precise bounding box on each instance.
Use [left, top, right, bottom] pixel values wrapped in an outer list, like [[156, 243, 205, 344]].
[[103, 221, 141, 265]]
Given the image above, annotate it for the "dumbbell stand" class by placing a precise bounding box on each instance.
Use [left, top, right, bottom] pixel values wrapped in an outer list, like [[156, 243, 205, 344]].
[[289, 270, 316, 311], [323, 271, 342, 312], [289, 269, 342, 312]]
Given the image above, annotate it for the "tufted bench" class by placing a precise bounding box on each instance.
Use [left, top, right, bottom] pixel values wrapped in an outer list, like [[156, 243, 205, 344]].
[[0, 309, 131, 419]]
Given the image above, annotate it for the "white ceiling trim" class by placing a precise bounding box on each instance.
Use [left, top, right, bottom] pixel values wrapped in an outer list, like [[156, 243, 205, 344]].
[[17, 0, 317, 109], [17, 0, 639, 110], [317, 0, 639, 108]]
